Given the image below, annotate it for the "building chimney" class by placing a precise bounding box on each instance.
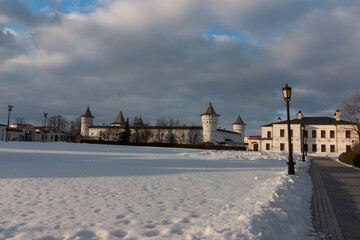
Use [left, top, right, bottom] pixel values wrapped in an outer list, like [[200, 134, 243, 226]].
[[297, 111, 303, 120], [277, 117, 282, 122], [334, 110, 340, 121]]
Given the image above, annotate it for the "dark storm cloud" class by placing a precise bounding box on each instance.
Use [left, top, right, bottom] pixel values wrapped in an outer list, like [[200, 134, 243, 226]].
[[0, 0, 360, 134], [0, 27, 24, 62], [0, 0, 62, 27]]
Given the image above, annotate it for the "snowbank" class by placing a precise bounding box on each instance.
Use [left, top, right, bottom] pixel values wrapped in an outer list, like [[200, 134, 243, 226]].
[[0, 142, 314, 239]]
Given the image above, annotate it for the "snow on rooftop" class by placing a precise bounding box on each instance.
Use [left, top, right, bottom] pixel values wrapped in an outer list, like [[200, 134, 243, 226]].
[[0, 142, 314, 239]]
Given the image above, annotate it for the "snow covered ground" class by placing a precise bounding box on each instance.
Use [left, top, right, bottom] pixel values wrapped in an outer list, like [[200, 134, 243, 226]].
[[0, 142, 314, 240]]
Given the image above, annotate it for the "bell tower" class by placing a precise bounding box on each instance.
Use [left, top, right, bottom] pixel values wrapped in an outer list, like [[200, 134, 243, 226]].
[[232, 115, 246, 142], [201, 101, 219, 143], [80, 105, 95, 137]]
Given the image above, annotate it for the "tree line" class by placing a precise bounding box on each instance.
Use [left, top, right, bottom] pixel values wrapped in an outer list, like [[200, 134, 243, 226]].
[[99, 117, 200, 144]]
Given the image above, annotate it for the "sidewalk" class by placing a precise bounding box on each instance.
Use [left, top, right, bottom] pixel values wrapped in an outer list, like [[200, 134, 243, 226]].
[[311, 157, 360, 240]]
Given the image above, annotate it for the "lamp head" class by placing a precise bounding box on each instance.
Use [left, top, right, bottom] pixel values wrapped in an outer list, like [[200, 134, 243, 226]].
[[282, 84, 292, 102]]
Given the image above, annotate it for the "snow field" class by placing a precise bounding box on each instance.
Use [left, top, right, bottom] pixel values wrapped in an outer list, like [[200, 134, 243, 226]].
[[0, 142, 314, 239]]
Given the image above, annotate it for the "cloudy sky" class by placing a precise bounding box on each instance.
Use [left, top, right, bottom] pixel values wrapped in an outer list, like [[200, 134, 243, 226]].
[[1, 0, 359, 135]]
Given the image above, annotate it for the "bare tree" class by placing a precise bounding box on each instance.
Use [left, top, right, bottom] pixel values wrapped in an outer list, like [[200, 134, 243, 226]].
[[166, 118, 181, 144], [67, 117, 81, 142], [120, 118, 131, 143], [155, 117, 168, 143], [69, 117, 81, 134], [48, 115, 69, 131], [99, 128, 122, 141], [140, 126, 152, 143], [15, 117, 26, 125], [341, 91, 360, 144], [131, 125, 141, 143], [188, 129, 200, 144]]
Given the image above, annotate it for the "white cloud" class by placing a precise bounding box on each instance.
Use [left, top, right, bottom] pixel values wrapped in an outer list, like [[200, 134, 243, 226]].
[[1, 50, 67, 71], [1, 0, 360, 133]]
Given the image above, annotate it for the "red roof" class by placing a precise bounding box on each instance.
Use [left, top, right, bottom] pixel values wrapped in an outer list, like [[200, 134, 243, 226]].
[[247, 135, 262, 139]]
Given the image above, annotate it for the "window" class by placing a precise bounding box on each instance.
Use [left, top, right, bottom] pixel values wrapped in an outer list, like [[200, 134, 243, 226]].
[[321, 145, 326, 152], [321, 130, 326, 138], [304, 130, 308, 138], [280, 129, 285, 137], [346, 145, 351, 152], [312, 144, 317, 152], [267, 131, 271, 138], [330, 145, 335, 152], [330, 130, 335, 138], [280, 143, 285, 151], [304, 144, 308, 152], [266, 143, 270, 150], [346, 130, 351, 138], [312, 130, 316, 138]]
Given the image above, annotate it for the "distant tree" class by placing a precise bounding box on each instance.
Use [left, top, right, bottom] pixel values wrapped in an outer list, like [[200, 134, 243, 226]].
[[166, 118, 181, 144], [177, 132, 186, 144], [188, 129, 200, 144], [69, 117, 81, 134], [15, 117, 26, 125], [140, 126, 152, 143], [131, 125, 141, 143], [67, 117, 81, 142], [155, 117, 168, 143], [120, 117, 131, 143], [48, 115, 69, 131], [341, 91, 360, 150]]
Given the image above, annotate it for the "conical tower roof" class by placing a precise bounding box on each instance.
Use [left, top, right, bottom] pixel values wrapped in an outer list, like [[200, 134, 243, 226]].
[[81, 105, 94, 118], [200, 101, 220, 116], [233, 115, 246, 125], [112, 110, 126, 125], [134, 116, 144, 125]]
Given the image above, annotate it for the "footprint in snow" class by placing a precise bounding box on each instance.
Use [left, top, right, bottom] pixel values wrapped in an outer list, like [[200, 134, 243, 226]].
[[143, 230, 160, 237], [68, 230, 97, 240], [110, 229, 128, 238]]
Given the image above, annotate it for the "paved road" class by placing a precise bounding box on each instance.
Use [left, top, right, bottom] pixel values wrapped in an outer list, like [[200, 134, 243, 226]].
[[312, 157, 360, 240]]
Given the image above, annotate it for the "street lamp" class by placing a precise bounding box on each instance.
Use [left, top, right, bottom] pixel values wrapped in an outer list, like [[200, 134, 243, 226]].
[[282, 84, 295, 175], [6, 105, 13, 142], [301, 125, 305, 162], [43, 113, 48, 143]]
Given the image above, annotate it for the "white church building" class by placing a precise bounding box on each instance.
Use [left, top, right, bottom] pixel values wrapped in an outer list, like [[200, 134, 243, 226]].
[[81, 102, 246, 144], [247, 110, 359, 155]]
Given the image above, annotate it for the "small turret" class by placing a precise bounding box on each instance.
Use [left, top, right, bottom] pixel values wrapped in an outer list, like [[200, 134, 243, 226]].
[[334, 110, 340, 121], [297, 111, 303, 120], [80, 105, 95, 137], [201, 101, 219, 143], [111, 110, 126, 126], [233, 115, 246, 142], [134, 116, 144, 126]]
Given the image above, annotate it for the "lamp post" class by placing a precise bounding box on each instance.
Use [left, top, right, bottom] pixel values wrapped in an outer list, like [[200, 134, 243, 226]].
[[6, 105, 13, 143], [43, 113, 48, 143], [301, 125, 305, 162], [282, 84, 295, 175]]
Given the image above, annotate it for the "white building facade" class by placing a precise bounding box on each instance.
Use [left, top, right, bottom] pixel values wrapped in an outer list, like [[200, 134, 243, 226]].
[[252, 110, 359, 155], [81, 102, 246, 145], [0, 123, 66, 142]]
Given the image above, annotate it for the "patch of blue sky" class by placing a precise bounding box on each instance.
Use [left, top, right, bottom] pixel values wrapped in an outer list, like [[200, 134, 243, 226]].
[[276, 109, 298, 117], [26, 0, 101, 14], [60, 0, 101, 14], [203, 29, 263, 46], [29, 0, 49, 12], [2, 23, 27, 32]]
